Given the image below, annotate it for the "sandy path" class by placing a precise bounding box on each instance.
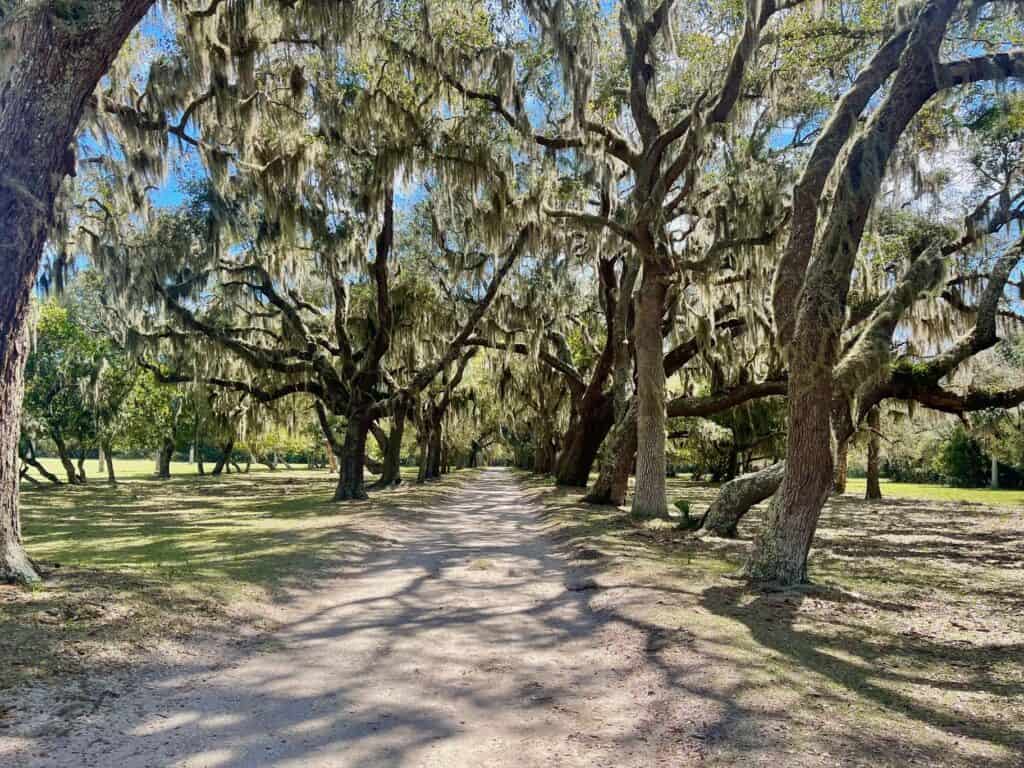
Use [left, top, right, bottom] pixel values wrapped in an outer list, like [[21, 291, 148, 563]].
[[7, 469, 686, 767]]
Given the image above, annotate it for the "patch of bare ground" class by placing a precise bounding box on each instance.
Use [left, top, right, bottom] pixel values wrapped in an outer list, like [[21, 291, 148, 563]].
[[520, 471, 1024, 768]]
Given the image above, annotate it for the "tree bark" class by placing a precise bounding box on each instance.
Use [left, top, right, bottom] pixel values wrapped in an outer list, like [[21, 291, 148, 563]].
[[585, 399, 637, 506], [417, 428, 430, 482], [745, 367, 834, 585], [335, 416, 370, 501], [989, 453, 999, 491], [0, 0, 156, 586], [427, 425, 442, 480], [866, 406, 882, 500], [1, 327, 38, 582], [553, 395, 613, 485], [700, 462, 786, 538], [373, 399, 408, 488], [833, 437, 848, 495], [630, 267, 669, 518]]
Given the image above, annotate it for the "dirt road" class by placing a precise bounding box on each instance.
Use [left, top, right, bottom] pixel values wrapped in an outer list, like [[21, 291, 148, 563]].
[[6, 469, 688, 767]]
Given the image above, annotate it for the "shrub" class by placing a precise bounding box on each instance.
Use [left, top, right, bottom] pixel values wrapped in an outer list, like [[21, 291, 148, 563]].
[[935, 426, 990, 488]]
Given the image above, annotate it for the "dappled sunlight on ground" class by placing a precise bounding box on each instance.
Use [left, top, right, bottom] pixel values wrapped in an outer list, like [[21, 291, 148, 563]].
[[2, 468, 1021, 767], [519, 471, 1024, 767], [2, 468, 475, 693]]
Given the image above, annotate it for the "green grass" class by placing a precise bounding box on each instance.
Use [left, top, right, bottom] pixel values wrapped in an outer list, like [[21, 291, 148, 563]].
[[843, 477, 1024, 507], [29, 457, 282, 480], [2, 466, 476, 692]]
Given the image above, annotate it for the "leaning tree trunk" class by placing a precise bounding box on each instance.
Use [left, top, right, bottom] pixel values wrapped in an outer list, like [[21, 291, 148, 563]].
[[20, 438, 61, 485], [76, 450, 88, 484], [0, 0, 156, 586], [585, 400, 637, 507], [745, 363, 834, 585], [335, 416, 370, 501], [631, 266, 669, 518], [700, 462, 786, 538], [553, 395, 614, 486], [865, 406, 882, 500], [51, 431, 80, 484]]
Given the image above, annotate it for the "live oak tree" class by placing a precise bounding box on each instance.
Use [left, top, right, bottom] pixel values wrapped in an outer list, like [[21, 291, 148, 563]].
[[747, 0, 1024, 585]]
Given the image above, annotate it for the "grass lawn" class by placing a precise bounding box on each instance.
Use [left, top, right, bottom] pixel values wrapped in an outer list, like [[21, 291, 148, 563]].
[[2, 466, 475, 692], [843, 477, 1024, 507], [519, 472, 1024, 767], [28, 457, 276, 480]]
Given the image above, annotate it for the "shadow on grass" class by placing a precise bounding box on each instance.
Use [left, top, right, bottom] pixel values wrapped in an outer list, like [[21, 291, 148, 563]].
[[2, 468, 478, 694], [521, 471, 1024, 766]]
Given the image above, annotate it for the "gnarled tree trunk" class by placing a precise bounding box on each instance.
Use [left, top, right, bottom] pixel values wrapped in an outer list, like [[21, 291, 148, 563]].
[[700, 462, 786, 538], [335, 416, 370, 501], [553, 395, 613, 485], [19, 437, 61, 485], [585, 399, 637, 507]]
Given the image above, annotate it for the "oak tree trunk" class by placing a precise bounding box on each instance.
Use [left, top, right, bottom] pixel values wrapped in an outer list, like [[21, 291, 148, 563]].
[[51, 431, 80, 484], [374, 401, 408, 488], [865, 406, 882, 500], [585, 400, 637, 507], [156, 439, 174, 479], [631, 268, 669, 518], [427, 426, 442, 480], [103, 442, 116, 484], [335, 417, 370, 501], [553, 395, 613, 486], [833, 437, 849, 495], [0, 327, 37, 583], [745, 368, 834, 585], [0, 0, 156, 585], [701, 462, 786, 538]]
